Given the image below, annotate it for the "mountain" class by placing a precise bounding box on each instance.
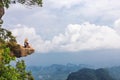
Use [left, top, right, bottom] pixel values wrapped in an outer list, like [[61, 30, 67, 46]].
[[27, 64, 92, 80], [108, 66, 120, 80], [27, 64, 120, 80], [66, 68, 114, 80]]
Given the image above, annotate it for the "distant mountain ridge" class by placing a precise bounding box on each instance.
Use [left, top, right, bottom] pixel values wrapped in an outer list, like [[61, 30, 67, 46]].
[[27, 64, 92, 80], [66, 68, 114, 80], [27, 64, 120, 80]]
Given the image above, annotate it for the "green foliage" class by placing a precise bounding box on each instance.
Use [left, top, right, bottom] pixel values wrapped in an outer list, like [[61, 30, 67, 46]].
[[0, 0, 42, 8], [66, 68, 114, 80], [0, 44, 34, 80], [17, 0, 42, 7], [16, 60, 34, 80], [0, 0, 10, 8], [0, 45, 15, 64], [0, 27, 16, 43], [0, 28, 34, 80], [0, 0, 42, 79]]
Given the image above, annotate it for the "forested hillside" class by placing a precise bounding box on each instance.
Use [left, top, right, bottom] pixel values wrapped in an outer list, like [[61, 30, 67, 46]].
[[27, 64, 91, 80], [67, 68, 114, 80]]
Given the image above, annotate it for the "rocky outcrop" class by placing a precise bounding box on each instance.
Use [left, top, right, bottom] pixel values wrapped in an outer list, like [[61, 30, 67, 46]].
[[10, 44, 35, 58]]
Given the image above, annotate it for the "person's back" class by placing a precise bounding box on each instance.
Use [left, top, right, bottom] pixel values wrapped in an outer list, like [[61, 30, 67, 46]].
[[24, 38, 30, 48]]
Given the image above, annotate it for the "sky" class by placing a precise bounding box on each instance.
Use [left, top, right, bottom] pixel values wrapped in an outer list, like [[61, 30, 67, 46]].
[[2, 0, 120, 67]]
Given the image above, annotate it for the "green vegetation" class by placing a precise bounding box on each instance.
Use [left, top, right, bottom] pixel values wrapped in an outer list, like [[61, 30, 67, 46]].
[[0, 28, 34, 80], [0, 0, 42, 8], [66, 68, 114, 80], [0, 0, 42, 80]]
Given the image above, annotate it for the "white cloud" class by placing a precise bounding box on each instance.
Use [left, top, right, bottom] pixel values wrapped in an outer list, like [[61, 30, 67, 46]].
[[114, 19, 120, 35], [4, 0, 120, 40], [11, 20, 120, 53], [60, 23, 120, 51], [11, 24, 50, 53]]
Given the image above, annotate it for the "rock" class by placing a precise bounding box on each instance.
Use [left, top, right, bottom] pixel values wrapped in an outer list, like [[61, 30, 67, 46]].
[[10, 44, 35, 58]]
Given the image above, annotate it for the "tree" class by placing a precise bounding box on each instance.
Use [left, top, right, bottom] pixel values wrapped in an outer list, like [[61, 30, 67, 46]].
[[0, 0, 42, 8], [0, 0, 43, 79], [0, 28, 34, 80]]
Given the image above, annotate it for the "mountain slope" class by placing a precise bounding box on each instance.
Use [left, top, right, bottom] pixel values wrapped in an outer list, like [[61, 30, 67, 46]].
[[27, 64, 91, 80], [108, 66, 120, 80], [67, 68, 114, 80]]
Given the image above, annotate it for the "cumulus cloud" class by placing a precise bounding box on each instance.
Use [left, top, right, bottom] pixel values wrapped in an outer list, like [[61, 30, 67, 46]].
[[11, 20, 120, 53], [114, 19, 120, 35], [52, 22, 120, 51], [4, 0, 120, 40], [11, 24, 50, 53]]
